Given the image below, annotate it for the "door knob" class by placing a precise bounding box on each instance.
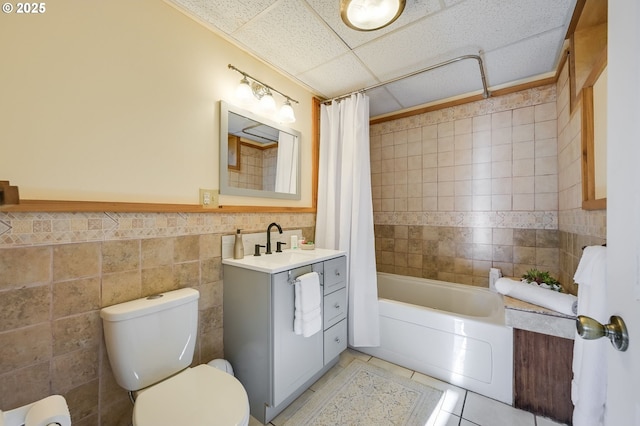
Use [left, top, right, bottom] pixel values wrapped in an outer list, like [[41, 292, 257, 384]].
[[576, 315, 629, 351]]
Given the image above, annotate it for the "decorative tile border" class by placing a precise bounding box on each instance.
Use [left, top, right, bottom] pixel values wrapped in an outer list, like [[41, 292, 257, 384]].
[[0, 212, 316, 248], [558, 208, 606, 239], [371, 84, 556, 135], [374, 211, 558, 229]]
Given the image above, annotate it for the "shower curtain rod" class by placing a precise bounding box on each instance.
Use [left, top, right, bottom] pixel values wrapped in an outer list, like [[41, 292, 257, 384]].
[[323, 53, 490, 104]]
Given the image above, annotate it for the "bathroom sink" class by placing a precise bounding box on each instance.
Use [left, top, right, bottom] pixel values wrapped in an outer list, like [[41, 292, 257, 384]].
[[222, 248, 346, 273]]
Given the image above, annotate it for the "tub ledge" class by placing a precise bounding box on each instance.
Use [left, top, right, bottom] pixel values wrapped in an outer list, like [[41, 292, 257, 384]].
[[503, 296, 576, 340]]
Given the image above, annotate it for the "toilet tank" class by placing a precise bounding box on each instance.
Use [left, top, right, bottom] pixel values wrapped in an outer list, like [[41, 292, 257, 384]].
[[100, 288, 199, 391]]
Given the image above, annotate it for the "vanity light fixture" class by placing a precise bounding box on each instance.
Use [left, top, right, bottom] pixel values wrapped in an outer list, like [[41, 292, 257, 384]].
[[340, 0, 406, 31], [228, 64, 298, 123]]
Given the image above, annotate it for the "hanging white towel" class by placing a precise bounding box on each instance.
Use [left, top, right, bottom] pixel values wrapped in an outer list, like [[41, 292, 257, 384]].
[[294, 272, 322, 337], [572, 245, 607, 426]]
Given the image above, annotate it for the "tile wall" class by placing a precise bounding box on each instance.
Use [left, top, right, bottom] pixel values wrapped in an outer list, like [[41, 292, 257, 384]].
[[0, 211, 315, 425], [555, 60, 607, 292], [227, 144, 278, 191], [370, 85, 562, 288]]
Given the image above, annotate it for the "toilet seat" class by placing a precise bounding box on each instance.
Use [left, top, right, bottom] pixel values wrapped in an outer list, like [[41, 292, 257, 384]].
[[133, 364, 250, 426]]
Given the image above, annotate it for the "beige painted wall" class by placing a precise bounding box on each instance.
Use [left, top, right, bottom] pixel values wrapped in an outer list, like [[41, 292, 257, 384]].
[[0, 0, 314, 207]]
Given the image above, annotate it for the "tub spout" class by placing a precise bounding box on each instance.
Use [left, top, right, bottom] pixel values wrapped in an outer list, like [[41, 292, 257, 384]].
[[265, 222, 283, 254]]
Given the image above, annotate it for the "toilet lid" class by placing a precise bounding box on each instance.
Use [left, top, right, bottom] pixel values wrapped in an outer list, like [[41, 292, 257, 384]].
[[133, 365, 250, 426]]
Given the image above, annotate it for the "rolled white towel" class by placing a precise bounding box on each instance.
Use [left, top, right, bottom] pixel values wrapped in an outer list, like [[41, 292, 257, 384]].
[[495, 277, 577, 316]]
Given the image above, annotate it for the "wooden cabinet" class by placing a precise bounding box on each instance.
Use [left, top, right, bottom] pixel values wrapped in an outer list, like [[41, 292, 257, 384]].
[[513, 329, 574, 425]]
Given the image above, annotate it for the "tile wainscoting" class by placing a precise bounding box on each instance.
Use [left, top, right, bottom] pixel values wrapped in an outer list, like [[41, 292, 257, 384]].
[[0, 211, 315, 426], [558, 208, 607, 295]]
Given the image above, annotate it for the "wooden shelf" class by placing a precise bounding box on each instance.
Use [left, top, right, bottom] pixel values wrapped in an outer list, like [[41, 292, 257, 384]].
[[0, 199, 315, 214]]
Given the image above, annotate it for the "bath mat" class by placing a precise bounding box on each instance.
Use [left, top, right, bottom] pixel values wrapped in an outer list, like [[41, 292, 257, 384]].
[[283, 360, 444, 425]]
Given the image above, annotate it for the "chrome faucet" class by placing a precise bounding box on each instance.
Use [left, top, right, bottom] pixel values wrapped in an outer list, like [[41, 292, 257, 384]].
[[265, 222, 283, 254]]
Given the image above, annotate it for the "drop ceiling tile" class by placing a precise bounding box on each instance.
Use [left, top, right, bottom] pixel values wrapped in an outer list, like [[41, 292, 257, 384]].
[[385, 60, 486, 109], [169, 0, 276, 34], [366, 87, 403, 117], [232, 0, 349, 76], [484, 28, 567, 86], [297, 53, 378, 99], [354, 0, 574, 81]]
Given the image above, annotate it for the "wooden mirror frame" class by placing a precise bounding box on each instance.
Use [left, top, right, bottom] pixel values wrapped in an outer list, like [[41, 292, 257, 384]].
[[566, 0, 607, 210], [580, 48, 607, 210]]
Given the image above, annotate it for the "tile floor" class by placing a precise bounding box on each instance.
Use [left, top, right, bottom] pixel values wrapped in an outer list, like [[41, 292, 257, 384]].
[[249, 349, 569, 426]]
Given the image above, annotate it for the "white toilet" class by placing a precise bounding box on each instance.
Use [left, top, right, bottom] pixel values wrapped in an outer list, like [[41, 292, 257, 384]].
[[100, 288, 250, 426]]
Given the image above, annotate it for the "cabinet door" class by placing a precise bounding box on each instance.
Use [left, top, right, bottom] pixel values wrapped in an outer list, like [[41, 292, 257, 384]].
[[272, 267, 323, 407]]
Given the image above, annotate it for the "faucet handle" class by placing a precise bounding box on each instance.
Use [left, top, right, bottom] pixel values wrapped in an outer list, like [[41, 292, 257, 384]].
[[253, 244, 265, 256], [276, 242, 287, 252]]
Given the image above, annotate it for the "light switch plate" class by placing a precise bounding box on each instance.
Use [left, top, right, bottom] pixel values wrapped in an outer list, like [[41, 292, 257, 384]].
[[199, 188, 219, 208]]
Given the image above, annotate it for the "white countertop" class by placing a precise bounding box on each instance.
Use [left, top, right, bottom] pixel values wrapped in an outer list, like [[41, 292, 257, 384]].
[[222, 248, 346, 274]]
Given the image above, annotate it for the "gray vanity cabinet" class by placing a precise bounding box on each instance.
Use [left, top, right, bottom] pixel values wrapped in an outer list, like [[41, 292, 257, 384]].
[[272, 266, 323, 407], [223, 255, 347, 424]]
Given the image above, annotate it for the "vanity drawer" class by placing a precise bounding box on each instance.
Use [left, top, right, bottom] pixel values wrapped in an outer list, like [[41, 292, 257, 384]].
[[324, 319, 347, 363], [323, 256, 346, 295], [323, 287, 346, 329]]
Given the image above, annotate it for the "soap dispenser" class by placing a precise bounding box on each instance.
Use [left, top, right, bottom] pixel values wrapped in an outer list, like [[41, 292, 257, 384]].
[[233, 229, 244, 259]]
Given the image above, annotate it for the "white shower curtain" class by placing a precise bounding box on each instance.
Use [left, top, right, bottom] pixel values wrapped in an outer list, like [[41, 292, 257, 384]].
[[315, 93, 380, 347], [275, 131, 298, 194]]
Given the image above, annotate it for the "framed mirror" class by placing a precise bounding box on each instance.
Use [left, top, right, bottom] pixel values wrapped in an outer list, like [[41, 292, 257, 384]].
[[220, 101, 301, 200]]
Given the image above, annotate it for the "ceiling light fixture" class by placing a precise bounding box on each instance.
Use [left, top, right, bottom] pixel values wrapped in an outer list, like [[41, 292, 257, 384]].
[[228, 64, 298, 123], [340, 0, 406, 31]]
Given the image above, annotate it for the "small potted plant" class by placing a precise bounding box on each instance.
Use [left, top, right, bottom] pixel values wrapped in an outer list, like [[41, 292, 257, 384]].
[[300, 240, 315, 250], [521, 269, 563, 292]]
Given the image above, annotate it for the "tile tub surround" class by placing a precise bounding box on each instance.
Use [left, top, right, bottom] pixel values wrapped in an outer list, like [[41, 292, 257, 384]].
[[558, 229, 606, 295], [370, 85, 560, 216], [371, 74, 609, 296], [370, 84, 563, 290], [375, 224, 559, 288], [0, 211, 315, 426]]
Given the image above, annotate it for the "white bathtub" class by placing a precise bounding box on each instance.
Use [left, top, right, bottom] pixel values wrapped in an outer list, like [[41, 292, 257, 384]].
[[358, 272, 514, 404]]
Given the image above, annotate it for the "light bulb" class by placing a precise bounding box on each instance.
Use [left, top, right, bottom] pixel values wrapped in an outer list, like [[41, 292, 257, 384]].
[[278, 100, 296, 123], [235, 77, 253, 104], [341, 0, 405, 31], [259, 91, 276, 114]]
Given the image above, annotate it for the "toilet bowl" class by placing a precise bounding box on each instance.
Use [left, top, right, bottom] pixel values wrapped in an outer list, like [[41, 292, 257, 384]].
[[134, 365, 249, 426], [100, 288, 249, 426]]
